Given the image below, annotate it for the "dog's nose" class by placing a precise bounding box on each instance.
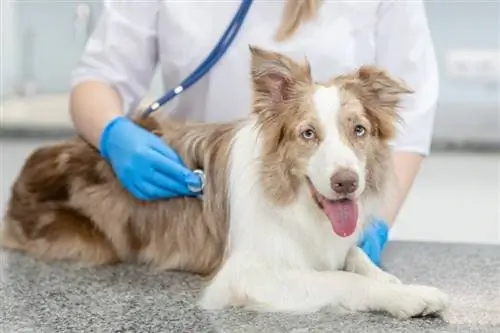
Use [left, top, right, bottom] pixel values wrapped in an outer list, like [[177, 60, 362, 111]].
[[330, 169, 358, 194]]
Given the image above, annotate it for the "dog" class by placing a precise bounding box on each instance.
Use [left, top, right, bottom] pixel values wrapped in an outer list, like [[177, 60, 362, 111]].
[[1, 46, 449, 319]]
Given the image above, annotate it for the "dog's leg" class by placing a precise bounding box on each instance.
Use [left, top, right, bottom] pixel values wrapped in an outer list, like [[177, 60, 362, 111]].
[[199, 266, 449, 318], [344, 246, 402, 284]]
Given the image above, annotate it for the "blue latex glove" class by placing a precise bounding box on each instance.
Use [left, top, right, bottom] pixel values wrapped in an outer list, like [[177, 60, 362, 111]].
[[357, 217, 389, 267], [99, 116, 202, 200]]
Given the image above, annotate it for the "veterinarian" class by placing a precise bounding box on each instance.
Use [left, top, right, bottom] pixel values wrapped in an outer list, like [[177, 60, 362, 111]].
[[69, 0, 438, 267]]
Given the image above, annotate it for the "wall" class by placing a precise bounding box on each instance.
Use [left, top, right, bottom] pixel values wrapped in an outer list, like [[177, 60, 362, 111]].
[[425, 0, 500, 145], [1, 0, 17, 98], [7, 1, 104, 96], [2, 0, 500, 145]]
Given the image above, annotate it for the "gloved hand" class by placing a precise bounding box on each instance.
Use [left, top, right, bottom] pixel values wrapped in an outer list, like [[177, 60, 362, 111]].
[[99, 116, 202, 200], [357, 217, 389, 267]]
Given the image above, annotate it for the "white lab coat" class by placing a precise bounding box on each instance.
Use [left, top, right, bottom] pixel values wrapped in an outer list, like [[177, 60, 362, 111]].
[[71, 0, 439, 156]]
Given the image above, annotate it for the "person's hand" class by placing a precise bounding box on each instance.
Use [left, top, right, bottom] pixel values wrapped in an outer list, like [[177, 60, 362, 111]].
[[357, 217, 389, 267], [99, 116, 202, 200]]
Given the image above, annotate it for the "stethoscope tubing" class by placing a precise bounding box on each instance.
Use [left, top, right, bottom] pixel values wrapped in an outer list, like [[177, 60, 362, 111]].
[[140, 0, 254, 196], [141, 0, 254, 118]]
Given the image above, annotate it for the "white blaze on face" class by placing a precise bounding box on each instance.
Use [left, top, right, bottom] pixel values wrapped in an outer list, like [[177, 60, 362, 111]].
[[306, 85, 364, 199]]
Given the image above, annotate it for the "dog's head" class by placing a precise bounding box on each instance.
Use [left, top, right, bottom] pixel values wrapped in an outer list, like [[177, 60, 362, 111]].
[[249, 46, 412, 237]]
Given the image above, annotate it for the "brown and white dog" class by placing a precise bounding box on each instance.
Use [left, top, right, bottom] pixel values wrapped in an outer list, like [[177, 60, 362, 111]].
[[1, 46, 449, 318]]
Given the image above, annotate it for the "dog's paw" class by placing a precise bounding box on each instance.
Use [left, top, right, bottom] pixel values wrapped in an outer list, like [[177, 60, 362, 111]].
[[384, 285, 450, 319], [371, 271, 403, 285]]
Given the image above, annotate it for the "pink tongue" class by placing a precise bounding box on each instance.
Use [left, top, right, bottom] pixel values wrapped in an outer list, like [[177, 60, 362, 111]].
[[321, 199, 358, 237]]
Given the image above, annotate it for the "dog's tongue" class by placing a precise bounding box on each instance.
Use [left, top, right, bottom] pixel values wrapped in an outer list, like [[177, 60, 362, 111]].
[[321, 199, 358, 237]]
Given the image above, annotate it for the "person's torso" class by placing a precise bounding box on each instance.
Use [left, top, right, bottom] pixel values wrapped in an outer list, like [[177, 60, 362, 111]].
[[156, 0, 380, 123]]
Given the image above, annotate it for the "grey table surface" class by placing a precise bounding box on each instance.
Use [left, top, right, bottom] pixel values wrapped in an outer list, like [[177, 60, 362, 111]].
[[1, 241, 499, 333]]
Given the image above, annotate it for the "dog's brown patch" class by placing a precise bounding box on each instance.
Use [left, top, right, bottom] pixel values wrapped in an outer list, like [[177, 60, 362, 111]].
[[1, 114, 239, 276], [249, 46, 319, 205]]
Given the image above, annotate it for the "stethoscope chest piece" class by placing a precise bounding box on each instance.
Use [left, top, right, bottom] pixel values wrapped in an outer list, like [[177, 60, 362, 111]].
[[188, 169, 206, 197]]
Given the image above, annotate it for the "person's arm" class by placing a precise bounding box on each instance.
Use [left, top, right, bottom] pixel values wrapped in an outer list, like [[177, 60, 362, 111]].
[[358, 0, 439, 265], [70, 0, 160, 148], [69, 0, 202, 200], [381, 152, 424, 227], [374, 0, 439, 227], [70, 81, 123, 148]]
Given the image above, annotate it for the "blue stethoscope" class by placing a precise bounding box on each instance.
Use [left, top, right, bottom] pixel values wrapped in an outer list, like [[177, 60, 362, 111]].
[[141, 0, 254, 119], [141, 0, 254, 195]]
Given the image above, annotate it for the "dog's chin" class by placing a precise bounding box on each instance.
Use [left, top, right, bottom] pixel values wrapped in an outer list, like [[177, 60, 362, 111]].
[[305, 177, 359, 238]]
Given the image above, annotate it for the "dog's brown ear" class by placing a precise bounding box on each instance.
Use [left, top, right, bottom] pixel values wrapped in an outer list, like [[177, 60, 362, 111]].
[[355, 65, 413, 105], [249, 45, 312, 108], [347, 65, 413, 141]]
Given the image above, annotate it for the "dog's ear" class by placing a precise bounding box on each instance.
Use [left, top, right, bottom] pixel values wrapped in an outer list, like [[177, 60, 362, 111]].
[[346, 65, 413, 141], [355, 65, 413, 107], [249, 45, 312, 107]]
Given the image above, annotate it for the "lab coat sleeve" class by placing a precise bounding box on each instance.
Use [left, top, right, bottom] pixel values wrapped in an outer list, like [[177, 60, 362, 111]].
[[375, 0, 439, 156], [70, 0, 159, 114]]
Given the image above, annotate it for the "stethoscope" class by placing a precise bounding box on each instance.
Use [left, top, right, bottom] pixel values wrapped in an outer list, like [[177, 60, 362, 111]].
[[140, 0, 254, 195], [141, 0, 254, 119]]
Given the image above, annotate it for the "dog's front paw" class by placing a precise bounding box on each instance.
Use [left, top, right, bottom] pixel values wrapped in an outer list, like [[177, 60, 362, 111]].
[[371, 271, 402, 285], [384, 285, 450, 319]]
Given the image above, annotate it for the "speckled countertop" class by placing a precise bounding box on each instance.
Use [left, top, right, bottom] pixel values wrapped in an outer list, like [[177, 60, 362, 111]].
[[0, 241, 499, 333]]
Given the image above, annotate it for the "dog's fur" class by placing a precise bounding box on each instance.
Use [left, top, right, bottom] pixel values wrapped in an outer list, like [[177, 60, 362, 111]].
[[1, 46, 449, 318]]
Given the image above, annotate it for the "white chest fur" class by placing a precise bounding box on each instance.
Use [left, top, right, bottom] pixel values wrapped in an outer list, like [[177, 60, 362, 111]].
[[226, 120, 364, 271], [199, 119, 449, 319]]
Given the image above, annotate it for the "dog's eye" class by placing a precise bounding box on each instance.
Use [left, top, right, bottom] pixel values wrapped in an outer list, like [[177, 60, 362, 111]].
[[301, 129, 316, 140], [354, 125, 366, 137]]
